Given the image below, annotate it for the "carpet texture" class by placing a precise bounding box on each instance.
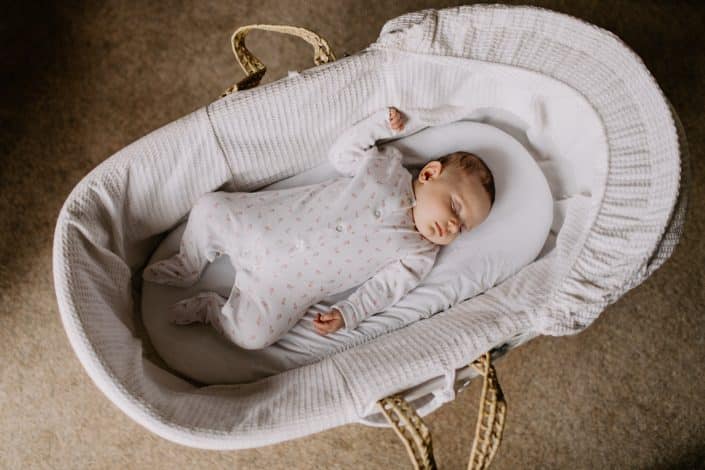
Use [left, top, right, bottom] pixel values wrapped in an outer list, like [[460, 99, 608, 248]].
[[1, 1, 704, 468]]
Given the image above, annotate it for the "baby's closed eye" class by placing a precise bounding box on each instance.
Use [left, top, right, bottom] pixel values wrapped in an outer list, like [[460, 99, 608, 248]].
[[451, 199, 464, 232]]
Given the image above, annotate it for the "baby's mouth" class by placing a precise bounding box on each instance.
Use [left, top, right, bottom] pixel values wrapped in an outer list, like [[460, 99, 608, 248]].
[[435, 222, 444, 237]]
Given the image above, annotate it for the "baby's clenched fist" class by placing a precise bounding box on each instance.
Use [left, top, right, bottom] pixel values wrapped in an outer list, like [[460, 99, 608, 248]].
[[388, 107, 405, 132], [313, 308, 345, 335]]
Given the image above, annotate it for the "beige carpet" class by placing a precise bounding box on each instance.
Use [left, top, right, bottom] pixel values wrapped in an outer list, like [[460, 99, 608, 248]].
[[2, 1, 704, 468]]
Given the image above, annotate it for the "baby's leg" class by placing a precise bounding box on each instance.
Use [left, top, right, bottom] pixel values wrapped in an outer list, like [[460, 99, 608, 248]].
[[143, 193, 228, 287], [218, 289, 287, 350], [169, 291, 227, 335], [169, 283, 296, 350]]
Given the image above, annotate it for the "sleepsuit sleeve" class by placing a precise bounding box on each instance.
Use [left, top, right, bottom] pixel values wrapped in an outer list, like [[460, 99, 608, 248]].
[[331, 248, 439, 331], [327, 109, 398, 176]]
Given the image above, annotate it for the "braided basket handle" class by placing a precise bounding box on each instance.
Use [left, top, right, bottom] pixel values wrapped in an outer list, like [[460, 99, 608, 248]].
[[222, 24, 336, 97], [377, 352, 507, 470]]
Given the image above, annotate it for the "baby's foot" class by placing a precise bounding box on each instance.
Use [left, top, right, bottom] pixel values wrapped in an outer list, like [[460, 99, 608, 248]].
[[168, 292, 226, 326], [388, 107, 405, 132], [143, 254, 201, 287]]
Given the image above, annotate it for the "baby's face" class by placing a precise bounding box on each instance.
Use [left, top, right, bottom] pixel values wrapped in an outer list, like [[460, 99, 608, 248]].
[[411, 161, 492, 246]]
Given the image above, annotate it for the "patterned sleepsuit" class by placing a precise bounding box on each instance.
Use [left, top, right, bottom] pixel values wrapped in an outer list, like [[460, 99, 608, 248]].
[[143, 109, 440, 350]]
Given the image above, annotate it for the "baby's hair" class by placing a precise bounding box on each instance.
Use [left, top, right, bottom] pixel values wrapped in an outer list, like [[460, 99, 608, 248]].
[[438, 151, 496, 206]]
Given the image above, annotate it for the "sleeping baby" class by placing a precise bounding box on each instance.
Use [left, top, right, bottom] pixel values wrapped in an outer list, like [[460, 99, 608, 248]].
[[142, 107, 495, 349]]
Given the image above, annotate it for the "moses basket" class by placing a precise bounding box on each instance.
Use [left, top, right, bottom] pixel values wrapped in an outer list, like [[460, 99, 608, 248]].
[[52, 5, 688, 469]]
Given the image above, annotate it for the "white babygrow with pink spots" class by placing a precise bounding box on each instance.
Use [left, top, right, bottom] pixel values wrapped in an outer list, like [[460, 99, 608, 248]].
[[143, 109, 439, 350]]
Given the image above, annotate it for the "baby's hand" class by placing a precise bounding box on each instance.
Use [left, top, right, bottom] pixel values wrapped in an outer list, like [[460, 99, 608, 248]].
[[313, 308, 345, 335], [388, 107, 405, 132]]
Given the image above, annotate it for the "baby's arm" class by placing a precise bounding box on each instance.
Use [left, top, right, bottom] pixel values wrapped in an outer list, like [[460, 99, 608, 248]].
[[330, 247, 439, 331], [328, 107, 405, 176]]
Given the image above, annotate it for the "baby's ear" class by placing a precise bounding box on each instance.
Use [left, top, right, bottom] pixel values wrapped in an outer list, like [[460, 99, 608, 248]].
[[421, 160, 442, 180]]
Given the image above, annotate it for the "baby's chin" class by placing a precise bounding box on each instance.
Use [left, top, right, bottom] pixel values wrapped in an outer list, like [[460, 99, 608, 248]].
[[418, 225, 451, 246], [433, 237, 454, 246]]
